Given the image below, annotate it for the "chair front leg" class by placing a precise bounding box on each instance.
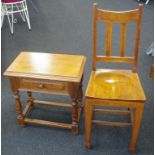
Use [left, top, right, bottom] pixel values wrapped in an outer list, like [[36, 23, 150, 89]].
[[129, 103, 144, 152], [85, 98, 93, 149]]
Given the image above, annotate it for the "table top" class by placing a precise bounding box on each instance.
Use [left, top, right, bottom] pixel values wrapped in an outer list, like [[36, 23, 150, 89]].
[[4, 52, 86, 82]]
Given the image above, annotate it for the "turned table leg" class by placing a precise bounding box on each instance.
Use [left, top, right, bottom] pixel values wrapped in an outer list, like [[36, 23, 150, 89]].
[[78, 75, 83, 108], [13, 90, 25, 127], [129, 103, 144, 152], [68, 83, 79, 135], [27, 91, 34, 107], [77, 76, 84, 122], [71, 99, 78, 135]]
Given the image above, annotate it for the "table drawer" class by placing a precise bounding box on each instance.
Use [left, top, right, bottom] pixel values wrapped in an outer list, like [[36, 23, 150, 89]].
[[19, 78, 67, 94]]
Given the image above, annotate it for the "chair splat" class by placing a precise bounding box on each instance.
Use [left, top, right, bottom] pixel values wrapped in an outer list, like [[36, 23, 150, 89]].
[[120, 23, 127, 57], [105, 22, 112, 56]]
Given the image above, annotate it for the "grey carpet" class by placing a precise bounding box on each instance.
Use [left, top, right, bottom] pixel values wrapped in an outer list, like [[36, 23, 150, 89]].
[[1, 0, 154, 155]]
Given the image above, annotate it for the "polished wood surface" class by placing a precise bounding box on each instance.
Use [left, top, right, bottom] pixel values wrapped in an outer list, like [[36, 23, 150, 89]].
[[120, 23, 127, 57], [96, 55, 134, 63], [4, 52, 86, 135], [105, 22, 112, 56], [24, 118, 72, 129], [86, 69, 146, 101], [85, 4, 145, 152], [97, 9, 140, 22], [92, 3, 143, 72], [19, 77, 68, 95], [4, 52, 86, 82]]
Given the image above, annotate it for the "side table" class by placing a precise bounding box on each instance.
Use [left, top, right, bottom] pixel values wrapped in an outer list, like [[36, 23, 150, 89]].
[[4, 52, 86, 135]]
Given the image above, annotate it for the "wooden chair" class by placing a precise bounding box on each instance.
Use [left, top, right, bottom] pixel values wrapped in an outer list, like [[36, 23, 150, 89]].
[[85, 3, 146, 152]]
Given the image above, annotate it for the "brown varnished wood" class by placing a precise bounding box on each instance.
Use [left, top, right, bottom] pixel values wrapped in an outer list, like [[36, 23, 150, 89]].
[[129, 104, 144, 152], [77, 107, 83, 122], [77, 75, 84, 120], [33, 100, 72, 108], [92, 3, 98, 71], [97, 8, 139, 23], [4, 52, 86, 82], [105, 22, 112, 56], [27, 91, 33, 107], [23, 100, 32, 116], [8, 77, 20, 92], [85, 99, 93, 149], [85, 4, 145, 152], [86, 70, 146, 101], [86, 98, 144, 108], [13, 90, 25, 127], [67, 82, 80, 135], [19, 78, 68, 95], [120, 23, 127, 57], [96, 56, 134, 63], [24, 118, 72, 129], [92, 4, 143, 72], [150, 64, 154, 79], [92, 120, 132, 127], [78, 75, 83, 106], [94, 109, 131, 115], [85, 97, 145, 151], [4, 52, 86, 135], [133, 4, 143, 72], [129, 109, 134, 124]]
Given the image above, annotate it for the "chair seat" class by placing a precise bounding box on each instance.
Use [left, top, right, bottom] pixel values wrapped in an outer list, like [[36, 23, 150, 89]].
[[86, 69, 146, 101]]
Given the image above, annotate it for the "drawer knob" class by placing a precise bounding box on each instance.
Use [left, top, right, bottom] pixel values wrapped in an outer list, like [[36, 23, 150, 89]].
[[39, 84, 44, 88]]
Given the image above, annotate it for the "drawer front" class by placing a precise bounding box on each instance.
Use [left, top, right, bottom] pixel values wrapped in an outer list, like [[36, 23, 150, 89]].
[[19, 78, 68, 94]]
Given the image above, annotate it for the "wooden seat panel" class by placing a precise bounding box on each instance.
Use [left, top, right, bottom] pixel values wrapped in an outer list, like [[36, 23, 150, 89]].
[[86, 69, 146, 101]]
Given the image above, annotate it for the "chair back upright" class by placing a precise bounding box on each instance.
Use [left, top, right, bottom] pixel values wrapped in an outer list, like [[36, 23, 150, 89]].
[[92, 3, 143, 72]]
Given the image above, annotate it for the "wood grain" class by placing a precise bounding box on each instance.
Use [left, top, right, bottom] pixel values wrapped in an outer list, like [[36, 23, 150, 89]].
[[97, 8, 139, 22], [24, 118, 72, 129], [4, 52, 86, 82], [4, 52, 86, 135], [86, 70, 146, 101], [85, 4, 145, 152], [120, 23, 127, 57], [92, 4, 143, 72], [105, 22, 112, 56]]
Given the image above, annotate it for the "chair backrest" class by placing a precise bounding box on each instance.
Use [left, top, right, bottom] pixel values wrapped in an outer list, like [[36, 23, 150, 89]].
[[92, 3, 143, 72]]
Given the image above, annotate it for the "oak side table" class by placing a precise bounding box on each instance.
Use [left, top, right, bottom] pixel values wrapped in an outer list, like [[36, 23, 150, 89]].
[[4, 52, 86, 135]]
